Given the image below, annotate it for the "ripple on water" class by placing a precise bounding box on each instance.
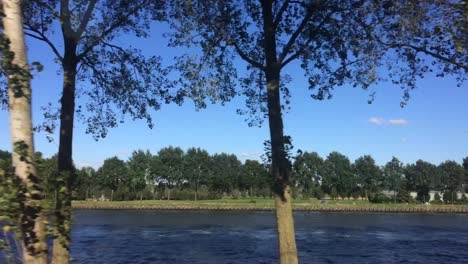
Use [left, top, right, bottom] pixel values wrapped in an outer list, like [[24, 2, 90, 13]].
[[68, 211, 468, 264]]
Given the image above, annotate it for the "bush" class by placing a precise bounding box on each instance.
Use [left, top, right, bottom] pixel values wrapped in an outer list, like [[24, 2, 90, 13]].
[[369, 193, 392, 203], [443, 191, 458, 204], [431, 192, 444, 204], [396, 190, 415, 203], [460, 194, 468, 204]]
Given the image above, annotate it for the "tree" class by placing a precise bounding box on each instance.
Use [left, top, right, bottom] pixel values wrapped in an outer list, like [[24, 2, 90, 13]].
[[405, 160, 438, 203], [240, 159, 269, 197], [167, 1, 466, 261], [22, 1, 169, 261], [293, 151, 323, 198], [322, 152, 355, 198], [210, 153, 241, 196], [96, 157, 128, 200], [184, 147, 212, 200], [463, 157, 468, 192], [35, 154, 58, 199], [153, 147, 185, 200], [439, 160, 464, 203], [383, 157, 404, 203], [127, 150, 152, 200], [75, 166, 96, 200], [1, 0, 47, 262], [354, 155, 382, 200], [0, 150, 11, 172]]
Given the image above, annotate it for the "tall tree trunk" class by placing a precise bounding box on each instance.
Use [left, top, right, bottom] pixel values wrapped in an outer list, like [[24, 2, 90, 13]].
[[261, 1, 298, 263], [2, 1, 48, 262], [52, 39, 78, 264], [194, 182, 198, 201]]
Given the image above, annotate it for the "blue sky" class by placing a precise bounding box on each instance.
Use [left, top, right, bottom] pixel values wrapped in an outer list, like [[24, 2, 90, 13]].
[[1, 22, 467, 168]]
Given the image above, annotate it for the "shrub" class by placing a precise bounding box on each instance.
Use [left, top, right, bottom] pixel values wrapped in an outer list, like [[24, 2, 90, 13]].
[[431, 192, 444, 204], [369, 193, 392, 203], [443, 191, 458, 204], [396, 189, 414, 203]]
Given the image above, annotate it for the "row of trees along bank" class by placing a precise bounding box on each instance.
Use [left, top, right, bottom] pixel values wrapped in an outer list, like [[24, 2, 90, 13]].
[[2, 149, 467, 204], [1, 0, 467, 263]]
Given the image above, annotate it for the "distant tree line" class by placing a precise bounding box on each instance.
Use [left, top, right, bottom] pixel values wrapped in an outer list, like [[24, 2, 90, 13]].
[[1, 148, 467, 204]]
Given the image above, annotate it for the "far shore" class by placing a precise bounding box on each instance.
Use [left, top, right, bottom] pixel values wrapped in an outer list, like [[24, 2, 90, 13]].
[[72, 199, 468, 214]]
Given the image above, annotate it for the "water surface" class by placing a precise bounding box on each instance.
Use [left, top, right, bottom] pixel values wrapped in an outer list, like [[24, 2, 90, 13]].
[[70, 210, 468, 263]]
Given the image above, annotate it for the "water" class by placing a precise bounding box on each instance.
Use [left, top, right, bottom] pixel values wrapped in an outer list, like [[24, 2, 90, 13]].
[[68, 210, 468, 264]]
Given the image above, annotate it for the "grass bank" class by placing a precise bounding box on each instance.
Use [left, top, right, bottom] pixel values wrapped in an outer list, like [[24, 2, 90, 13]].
[[72, 199, 468, 213]]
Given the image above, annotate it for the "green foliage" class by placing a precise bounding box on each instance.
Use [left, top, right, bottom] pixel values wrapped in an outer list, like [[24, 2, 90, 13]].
[[4, 147, 464, 204], [439, 160, 465, 193], [167, 0, 466, 124], [463, 157, 468, 184], [153, 147, 186, 189], [369, 193, 392, 204], [405, 160, 438, 202], [443, 191, 458, 204], [383, 157, 405, 195], [0, 154, 20, 263], [96, 157, 128, 200], [293, 151, 323, 198], [322, 152, 355, 198], [22, 0, 174, 139], [431, 192, 444, 205], [396, 189, 414, 204], [354, 155, 382, 197], [210, 153, 242, 194]]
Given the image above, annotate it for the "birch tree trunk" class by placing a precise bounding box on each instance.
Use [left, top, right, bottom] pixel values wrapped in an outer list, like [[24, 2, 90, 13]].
[[2, 1, 47, 263]]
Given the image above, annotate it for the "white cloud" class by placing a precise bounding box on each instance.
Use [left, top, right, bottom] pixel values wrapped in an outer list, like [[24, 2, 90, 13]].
[[368, 117, 385, 125], [368, 117, 409, 126], [388, 119, 409, 125]]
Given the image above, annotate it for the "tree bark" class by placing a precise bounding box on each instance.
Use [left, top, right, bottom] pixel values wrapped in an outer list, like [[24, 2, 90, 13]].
[[2, 1, 48, 263], [261, 1, 298, 263], [52, 37, 78, 264]]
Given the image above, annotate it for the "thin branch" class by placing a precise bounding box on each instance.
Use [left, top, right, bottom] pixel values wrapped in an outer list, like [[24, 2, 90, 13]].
[[385, 42, 467, 71], [280, 11, 335, 68], [24, 28, 63, 61], [231, 42, 265, 70], [35, 0, 60, 19], [76, 0, 98, 38], [76, 3, 144, 60], [273, 0, 290, 28], [277, 4, 314, 63], [101, 41, 128, 54]]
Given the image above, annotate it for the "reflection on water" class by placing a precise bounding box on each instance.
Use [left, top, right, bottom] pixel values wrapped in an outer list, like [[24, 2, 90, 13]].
[[68, 210, 468, 264]]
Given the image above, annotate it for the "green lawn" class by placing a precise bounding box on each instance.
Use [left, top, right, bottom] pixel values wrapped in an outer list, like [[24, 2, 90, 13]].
[[72, 198, 468, 212]]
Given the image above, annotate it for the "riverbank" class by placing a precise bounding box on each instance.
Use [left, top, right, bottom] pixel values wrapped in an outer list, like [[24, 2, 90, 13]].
[[72, 199, 468, 213]]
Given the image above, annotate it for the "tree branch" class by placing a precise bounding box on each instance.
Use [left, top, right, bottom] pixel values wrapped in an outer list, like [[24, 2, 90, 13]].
[[75, 0, 98, 38], [231, 42, 265, 70], [24, 28, 63, 61], [273, 0, 290, 28], [277, 4, 314, 63], [76, 3, 144, 60], [385, 42, 467, 71], [280, 11, 335, 68]]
